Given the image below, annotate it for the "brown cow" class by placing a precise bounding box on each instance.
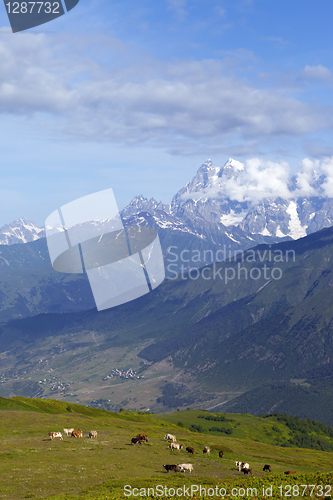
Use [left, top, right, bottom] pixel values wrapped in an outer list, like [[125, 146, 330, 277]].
[[136, 434, 148, 442], [71, 430, 82, 438], [284, 471, 296, 475], [242, 468, 253, 475], [48, 432, 63, 441], [186, 447, 195, 454]]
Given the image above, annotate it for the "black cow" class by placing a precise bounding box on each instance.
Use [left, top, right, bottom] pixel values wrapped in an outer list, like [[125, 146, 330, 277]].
[[131, 437, 142, 445], [186, 447, 195, 454], [263, 464, 271, 472], [163, 464, 177, 473], [219, 450, 224, 458]]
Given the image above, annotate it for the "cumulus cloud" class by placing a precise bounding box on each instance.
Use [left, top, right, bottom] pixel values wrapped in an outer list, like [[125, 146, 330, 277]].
[[194, 157, 333, 204], [0, 31, 332, 152], [295, 158, 321, 196], [319, 157, 333, 197], [218, 158, 291, 203]]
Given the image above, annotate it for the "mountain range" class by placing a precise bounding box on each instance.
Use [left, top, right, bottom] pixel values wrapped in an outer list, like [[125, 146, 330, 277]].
[[4, 157, 333, 255], [1, 158, 333, 423]]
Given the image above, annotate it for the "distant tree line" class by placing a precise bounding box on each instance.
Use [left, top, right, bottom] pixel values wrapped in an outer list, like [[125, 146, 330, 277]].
[[190, 423, 233, 435], [198, 414, 234, 422], [263, 413, 333, 452]]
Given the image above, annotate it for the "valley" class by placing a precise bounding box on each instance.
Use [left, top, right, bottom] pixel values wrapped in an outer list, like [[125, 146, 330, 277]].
[[1, 226, 333, 421]]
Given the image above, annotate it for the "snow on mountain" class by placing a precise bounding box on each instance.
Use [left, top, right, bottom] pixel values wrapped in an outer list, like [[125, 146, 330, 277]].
[[0, 218, 45, 245], [121, 195, 171, 219], [171, 158, 333, 241], [173, 158, 244, 202], [286, 201, 308, 239], [3, 158, 333, 249]]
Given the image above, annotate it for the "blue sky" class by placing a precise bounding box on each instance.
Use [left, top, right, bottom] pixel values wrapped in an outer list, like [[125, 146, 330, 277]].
[[0, 0, 332, 226]]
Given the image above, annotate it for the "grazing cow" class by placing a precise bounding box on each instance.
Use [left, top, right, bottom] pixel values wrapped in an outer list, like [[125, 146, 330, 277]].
[[131, 437, 142, 445], [164, 433, 176, 442], [136, 434, 148, 442], [263, 464, 271, 472], [186, 447, 195, 454], [235, 461, 250, 471], [176, 463, 193, 473], [242, 468, 253, 475], [48, 432, 63, 441], [89, 431, 98, 438], [163, 464, 177, 473], [219, 451, 224, 458], [63, 428, 74, 436], [71, 430, 83, 438], [169, 443, 183, 451], [203, 446, 211, 455], [284, 471, 296, 475]]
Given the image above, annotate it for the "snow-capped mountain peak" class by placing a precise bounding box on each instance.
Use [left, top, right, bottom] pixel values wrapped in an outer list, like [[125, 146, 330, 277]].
[[0, 217, 45, 245], [172, 158, 244, 205], [223, 158, 244, 172], [3, 158, 333, 249], [121, 195, 171, 219]]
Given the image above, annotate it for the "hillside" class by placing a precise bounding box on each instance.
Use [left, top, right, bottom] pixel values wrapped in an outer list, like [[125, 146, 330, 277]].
[[0, 397, 332, 500]]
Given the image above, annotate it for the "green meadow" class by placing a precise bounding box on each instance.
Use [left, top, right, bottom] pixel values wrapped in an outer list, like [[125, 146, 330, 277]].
[[0, 397, 332, 499]]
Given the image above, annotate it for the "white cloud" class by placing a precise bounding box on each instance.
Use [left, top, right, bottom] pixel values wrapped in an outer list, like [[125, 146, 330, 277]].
[[190, 156, 333, 204], [201, 158, 291, 203], [299, 65, 333, 83], [227, 158, 291, 202], [295, 158, 320, 196], [320, 157, 333, 197], [0, 31, 332, 153]]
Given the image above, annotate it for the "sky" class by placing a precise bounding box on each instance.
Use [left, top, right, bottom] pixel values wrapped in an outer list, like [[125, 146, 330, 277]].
[[0, 0, 333, 226]]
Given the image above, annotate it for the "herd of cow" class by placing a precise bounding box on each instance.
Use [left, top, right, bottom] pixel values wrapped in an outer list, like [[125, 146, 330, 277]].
[[48, 428, 98, 440], [48, 428, 293, 476], [130, 432, 275, 475]]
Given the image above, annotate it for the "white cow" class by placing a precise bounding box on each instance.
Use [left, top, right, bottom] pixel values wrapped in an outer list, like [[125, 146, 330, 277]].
[[177, 463, 193, 473], [63, 428, 74, 436], [235, 461, 250, 471], [169, 443, 183, 451], [89, 431, 98, 438], [164, 433, 176, 442], [49, 432, 63, 441]]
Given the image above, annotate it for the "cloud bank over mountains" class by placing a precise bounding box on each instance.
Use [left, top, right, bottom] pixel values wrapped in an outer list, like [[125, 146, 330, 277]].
[[182, 157, 333, 205]]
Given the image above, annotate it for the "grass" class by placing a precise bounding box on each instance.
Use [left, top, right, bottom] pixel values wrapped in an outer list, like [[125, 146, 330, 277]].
[[154, 410, 293, 444], [0, 398, 332, 499], [47, 472, 333, 499]]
